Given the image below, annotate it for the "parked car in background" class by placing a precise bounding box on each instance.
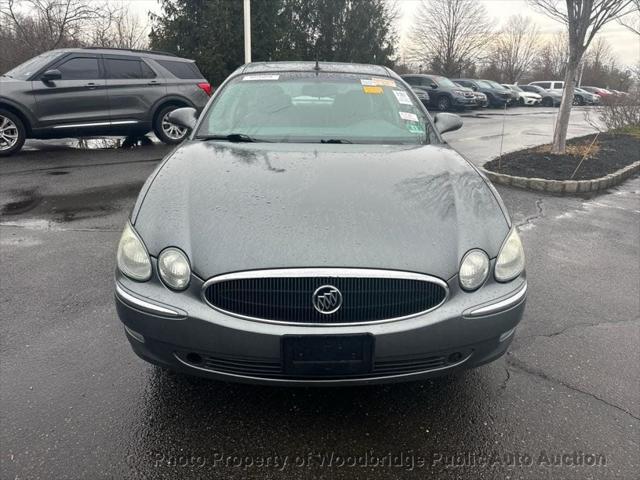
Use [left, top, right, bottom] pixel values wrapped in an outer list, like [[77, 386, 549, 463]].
[[581, 86, 613, 99], [519, 84, 561, 107], [452, 79, 511, 108], [502, 84, 541, 106], [572, 87, 600, 105], [528, 80, 564, 93], [454, 82, 487, 108], [484, 80, 518, 105], [402, 74, 476, 111], [410, 87, 430, 107], [0, 47, 212, 156]]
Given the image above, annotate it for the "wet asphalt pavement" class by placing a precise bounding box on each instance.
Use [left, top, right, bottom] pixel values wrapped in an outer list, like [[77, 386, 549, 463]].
[[1, 107, 638, 479]]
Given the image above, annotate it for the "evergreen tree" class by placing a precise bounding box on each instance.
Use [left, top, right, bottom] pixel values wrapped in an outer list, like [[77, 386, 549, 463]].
[[149, 0, 397, 85]]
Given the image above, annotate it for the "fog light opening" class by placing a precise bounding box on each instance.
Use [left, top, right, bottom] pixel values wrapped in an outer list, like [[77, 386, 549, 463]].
[[186, 352, 203, 365], [500, 327, 516, 343], [124, 325, 145, 343], [448, 352, 462, 363]]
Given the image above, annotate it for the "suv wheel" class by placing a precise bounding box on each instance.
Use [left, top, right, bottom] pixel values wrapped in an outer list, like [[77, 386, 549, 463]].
[[0, 109, 26, 157], [437, 96, 451, 111], [573, 95, 584, 106], [541, 97, 554, 107], [154, 105, 189, 144]]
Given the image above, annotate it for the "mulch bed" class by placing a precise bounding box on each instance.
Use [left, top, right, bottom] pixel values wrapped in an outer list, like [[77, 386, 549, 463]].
[[484, 132, 640, 181]]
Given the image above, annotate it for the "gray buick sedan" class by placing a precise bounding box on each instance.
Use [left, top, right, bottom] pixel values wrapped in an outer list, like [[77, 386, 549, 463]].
[[115, 62, 526, 385]]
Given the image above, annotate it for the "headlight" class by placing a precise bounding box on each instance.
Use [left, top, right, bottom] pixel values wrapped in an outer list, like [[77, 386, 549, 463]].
[[117, 222, 151, 281], [158, 247, 191, 290], [495, 229, 525, 282], [459, 249, 490, 291]]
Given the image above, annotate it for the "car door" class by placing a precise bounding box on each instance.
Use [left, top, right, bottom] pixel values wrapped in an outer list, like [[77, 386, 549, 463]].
[[103, 55, 166, 127], [31, 54, 109, 128]]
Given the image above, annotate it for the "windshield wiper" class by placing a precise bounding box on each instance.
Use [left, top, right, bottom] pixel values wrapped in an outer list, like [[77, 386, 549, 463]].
[[197, 133, 268, 143], [320, 138, 352, 144]]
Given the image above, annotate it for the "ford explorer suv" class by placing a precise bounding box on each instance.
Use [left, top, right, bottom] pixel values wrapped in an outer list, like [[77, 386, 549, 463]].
[[0, 47, 212, 156]]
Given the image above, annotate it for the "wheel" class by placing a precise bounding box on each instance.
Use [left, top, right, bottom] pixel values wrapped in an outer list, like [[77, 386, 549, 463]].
[[518, 97, 525, 106], [437, 96, 451, 112], [573, 95, 584, 106], [0, 109, 26, 157], [542, 97, 554, 107], [153, 105, 189, 145]]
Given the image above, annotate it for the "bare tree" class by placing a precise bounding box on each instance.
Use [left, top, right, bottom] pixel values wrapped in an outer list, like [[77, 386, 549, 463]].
[[618, 0, 640, 35], [89, 3, 148, 49], [408, 0, 493, 77], [529, 0, 633, 154], [492, 15, 541, 83], [0, 0, 99, 52]]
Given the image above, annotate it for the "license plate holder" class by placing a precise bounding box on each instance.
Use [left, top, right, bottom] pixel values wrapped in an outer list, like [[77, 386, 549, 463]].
[[283, 334, 374, 377]]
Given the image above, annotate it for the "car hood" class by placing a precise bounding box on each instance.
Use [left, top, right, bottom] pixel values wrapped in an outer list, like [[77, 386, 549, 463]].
[[133, 141, 510, 280], [521, 92, 541, 99]]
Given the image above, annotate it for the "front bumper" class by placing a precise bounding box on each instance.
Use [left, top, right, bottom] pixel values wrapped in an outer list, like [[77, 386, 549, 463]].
[[452, 96, 477, 107], [522, 97, 541, 106], [115, 271, 526, 386]]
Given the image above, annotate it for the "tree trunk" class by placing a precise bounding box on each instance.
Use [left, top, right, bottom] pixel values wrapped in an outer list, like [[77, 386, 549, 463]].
[[551, 57, 580, 154]]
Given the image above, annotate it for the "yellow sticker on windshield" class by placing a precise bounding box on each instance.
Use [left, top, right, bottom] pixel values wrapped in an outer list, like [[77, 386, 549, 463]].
[[363, 86, 383, 94]]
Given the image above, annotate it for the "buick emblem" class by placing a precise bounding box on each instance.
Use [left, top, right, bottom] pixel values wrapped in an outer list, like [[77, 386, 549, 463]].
[[312, 285, 343, 314]]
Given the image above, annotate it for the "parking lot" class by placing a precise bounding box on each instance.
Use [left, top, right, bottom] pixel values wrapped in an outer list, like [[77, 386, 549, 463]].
[[1, 107, 638, 479]]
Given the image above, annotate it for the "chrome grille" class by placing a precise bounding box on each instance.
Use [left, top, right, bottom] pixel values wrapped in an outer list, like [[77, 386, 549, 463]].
[[202, 269, 448, 324]]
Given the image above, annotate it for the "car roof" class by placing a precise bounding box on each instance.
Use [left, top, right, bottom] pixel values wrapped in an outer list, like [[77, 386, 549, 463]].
[[47, 47, 194, 62], [237, 61, 398, 78]]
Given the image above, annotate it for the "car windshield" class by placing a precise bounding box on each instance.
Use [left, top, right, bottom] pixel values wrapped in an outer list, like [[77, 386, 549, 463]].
[[508, 85, 523, 92], [486, 80, 504, 89], [196, 71, 432, 144], [4, 51, 62, 79], [476, 80, 493, 89]]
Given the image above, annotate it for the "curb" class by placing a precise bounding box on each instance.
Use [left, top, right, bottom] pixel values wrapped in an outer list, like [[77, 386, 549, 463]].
[[481, 160, 640, 195]]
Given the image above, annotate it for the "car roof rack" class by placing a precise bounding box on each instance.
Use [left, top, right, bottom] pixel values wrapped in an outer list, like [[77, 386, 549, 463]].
[[81, 47, 177, 57]]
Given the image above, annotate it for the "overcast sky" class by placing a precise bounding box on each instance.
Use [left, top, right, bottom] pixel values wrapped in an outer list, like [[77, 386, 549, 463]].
[[129, 0, 639, 66]]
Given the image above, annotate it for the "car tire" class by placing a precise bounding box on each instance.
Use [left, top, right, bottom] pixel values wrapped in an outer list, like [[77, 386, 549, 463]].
[[153, 105, 190, 145], [0, 109, 26, 157], [437, 96, 451, 112], [573, 95, 584, 106], [518, 97, 525, 106], [542, 97, 554, 107]]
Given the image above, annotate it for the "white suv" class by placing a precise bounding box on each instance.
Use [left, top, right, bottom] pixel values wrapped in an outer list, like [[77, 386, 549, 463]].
[[529, 81, 564, 93]]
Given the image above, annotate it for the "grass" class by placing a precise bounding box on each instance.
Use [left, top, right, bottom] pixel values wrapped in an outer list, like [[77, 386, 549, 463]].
[[612, 125, 640, 138]]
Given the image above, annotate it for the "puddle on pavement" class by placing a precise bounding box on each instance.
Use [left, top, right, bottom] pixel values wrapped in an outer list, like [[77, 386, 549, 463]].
[[0, 182, 143, 223], [71, 135, 155, 150]]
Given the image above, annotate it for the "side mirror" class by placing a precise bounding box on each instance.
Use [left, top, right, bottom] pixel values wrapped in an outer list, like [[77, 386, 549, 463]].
[[434, 112, 463, 134], [430, 83, 438, 89], [168, 107, 198, 131], [41, 69, 62, 82], [471, 86, 478, 91]]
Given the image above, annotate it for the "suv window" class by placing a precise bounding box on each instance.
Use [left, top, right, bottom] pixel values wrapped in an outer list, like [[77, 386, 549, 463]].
[[105, 58, 156, 79], [56, 57, 100, 80], [553, 81, 564, 89], [533, 82, 551, 89], [156, 60, 202, 79]]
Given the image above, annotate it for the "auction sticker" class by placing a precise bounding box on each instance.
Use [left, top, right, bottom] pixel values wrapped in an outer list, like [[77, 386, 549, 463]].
[[393, 90, 413, 105], [361, 78, 397, 87], [363, 85, 383, 94], [399, 111, 419, 122], [243, 74, 280, 81]]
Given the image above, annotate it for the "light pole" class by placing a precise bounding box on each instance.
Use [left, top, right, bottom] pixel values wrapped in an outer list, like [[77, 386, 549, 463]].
[[243, 0, 251, 63]]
